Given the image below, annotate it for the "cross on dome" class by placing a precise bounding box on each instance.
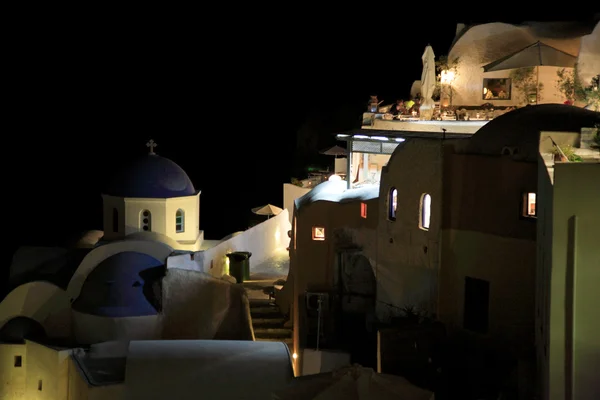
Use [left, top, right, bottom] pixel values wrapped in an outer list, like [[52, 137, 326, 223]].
[[146, 139, 157, 154]]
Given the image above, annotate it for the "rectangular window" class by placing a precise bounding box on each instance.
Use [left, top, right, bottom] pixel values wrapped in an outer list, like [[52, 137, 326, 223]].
[[38, 380, 43, 391], [14, 355, 22, 367], [360, 203, 367, 219], [176, 216, 183, 232], [312, 226, 325, 241], [522, 192, 537, 218], [482, 78, 511, 100]]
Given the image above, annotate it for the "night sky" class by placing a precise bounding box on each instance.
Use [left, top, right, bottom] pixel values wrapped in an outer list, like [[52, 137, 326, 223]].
[[2, 10, 592, 291]]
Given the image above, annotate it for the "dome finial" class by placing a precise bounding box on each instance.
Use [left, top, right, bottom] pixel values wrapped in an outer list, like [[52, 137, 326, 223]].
[[146, 139, 157, 155]]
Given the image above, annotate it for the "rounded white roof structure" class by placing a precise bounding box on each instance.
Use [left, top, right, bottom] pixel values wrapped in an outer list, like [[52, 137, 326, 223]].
[[466, 105, 599, 161], [123, 340, 294, 399]]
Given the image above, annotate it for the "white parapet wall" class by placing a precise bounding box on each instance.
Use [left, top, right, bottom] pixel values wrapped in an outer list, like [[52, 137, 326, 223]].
[[283, 183, 312, 225], [167, 209, 291, 278]]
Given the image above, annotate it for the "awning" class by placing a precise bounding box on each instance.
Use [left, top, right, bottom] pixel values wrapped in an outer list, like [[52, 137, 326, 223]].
[[482, 41, 577, 72], [319, 145, 348, 156]]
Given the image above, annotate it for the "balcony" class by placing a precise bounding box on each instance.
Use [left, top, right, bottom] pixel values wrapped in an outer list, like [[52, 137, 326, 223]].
[[362, 112, 489, 134]]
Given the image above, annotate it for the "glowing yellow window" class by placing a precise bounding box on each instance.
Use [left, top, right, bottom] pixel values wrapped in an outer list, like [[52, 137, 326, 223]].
[[312, 226, 325, 241]]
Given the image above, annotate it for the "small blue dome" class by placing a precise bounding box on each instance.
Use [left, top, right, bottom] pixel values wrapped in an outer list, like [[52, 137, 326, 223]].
[[105, 154, 196, 198], [72, 252, 165, 318]]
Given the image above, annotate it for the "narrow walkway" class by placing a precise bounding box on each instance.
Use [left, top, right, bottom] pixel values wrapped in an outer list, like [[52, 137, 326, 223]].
[[243, 249, 292, 349]]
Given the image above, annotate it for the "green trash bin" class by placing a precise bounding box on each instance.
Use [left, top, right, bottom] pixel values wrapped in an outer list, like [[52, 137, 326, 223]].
[[226, 251, 252, 283], [237, 251, 252, 280]]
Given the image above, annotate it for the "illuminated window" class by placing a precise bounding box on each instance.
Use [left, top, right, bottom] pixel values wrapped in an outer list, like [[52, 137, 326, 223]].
[[388, 187, 398, 221], [522, 192, 537, 218], [312, 226, 325, 241], [482, 78, 511, 100], [419, 193, 432, 230], [141, 210, 152, 231], [176, 209, 185, 232], [293, 218, 297, 249], [360, 203, 367, 218], [112, 208, 118, 233]]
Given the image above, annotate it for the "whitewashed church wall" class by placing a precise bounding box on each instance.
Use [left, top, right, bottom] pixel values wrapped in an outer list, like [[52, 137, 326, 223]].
[[165, 195, 200, 243]]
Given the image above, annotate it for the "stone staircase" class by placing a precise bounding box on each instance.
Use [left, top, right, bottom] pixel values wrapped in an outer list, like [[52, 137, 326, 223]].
[[249, 298, 292, 349]]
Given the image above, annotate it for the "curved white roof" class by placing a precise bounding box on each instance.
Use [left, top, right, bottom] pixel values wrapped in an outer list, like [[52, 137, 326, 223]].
[[123, 340, 293, 399], [295, 181, 379, 212]]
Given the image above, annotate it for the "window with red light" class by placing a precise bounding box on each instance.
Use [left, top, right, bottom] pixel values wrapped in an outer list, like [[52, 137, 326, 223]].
[[360, 203, 367, 218]]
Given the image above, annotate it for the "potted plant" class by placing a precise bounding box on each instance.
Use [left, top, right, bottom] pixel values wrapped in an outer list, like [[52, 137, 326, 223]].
[[510, 67, 543, 106]]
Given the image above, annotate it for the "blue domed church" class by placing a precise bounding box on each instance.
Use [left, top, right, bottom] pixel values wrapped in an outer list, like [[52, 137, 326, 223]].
[[101, 139, 204, 251], [0, 141, 228, 345]]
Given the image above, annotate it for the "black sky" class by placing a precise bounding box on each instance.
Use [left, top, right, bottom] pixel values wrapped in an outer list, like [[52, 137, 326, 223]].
[[3, 10, 596, 289]]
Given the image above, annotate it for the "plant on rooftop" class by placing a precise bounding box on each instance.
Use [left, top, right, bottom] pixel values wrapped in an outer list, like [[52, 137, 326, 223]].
[[556, 64, 586, 103], [434, 56, 459, 104], [510, 67, 544, 106], [552, 144, 583, 162], [556, 67, 599, 110], [291, 177, 304, 187]]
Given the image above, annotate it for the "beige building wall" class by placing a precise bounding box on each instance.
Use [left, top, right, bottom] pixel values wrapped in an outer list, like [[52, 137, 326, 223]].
[[376, 139, 446, 320], [289, 195, 379, 373], [0, 344, 27, 399], [439, 153, 537, 347], [545, 162, 600, 400], [0, 341, 73, 400]]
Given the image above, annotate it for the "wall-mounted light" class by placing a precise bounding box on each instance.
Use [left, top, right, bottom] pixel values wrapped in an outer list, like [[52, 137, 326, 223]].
[[440, 70, 455, 84]]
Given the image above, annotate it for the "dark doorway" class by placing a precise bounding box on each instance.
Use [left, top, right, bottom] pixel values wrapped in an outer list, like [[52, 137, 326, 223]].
[[463, 277, 490, 334]]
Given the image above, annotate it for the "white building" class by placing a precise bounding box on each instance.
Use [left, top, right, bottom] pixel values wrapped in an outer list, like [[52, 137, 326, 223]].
[[0, 141, 292, 398], [0, 339, 293, 400]]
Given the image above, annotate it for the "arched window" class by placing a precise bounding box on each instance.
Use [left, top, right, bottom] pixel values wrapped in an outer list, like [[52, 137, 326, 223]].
[[388, 187, 398, 221], [420, 193, 432, 230], [176, 209, 184, 233], [141, 210, 152, 232], [112, 209, 119, 233]]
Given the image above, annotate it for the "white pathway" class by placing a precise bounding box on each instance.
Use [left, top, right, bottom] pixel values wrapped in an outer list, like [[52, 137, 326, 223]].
[[244, 248, 289, 300]]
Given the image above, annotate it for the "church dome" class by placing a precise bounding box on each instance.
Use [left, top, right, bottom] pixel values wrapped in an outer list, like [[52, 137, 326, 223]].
[[72, 252, 165, 318], [105, 153, 196, 199]]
